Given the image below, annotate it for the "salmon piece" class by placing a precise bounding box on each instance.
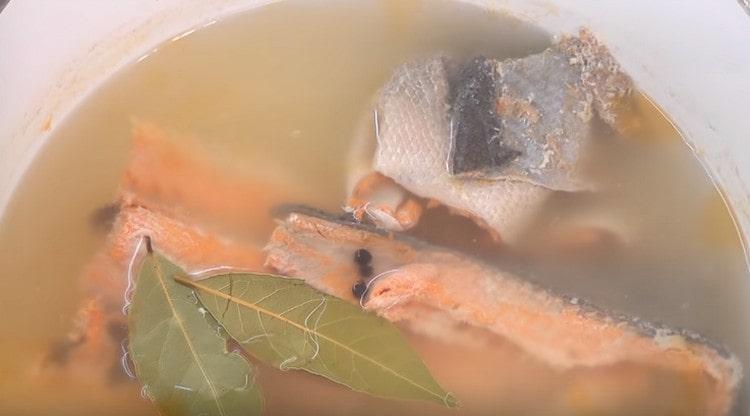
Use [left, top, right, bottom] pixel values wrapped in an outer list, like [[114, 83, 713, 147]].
[[52, 122, 296, 380], [351, 30, 637, 242], [370, 55, 550, 242], [345, 172, 425, 231], [46, 204, 268, 385], [84, 205, 268, 312], [264, 207, 741, 416], [53, 120, 735, 414], [56, 208, 715, 415], [378, 29, 632, 192], [122, 123, 312, 241], [42, 203, 268, 395], [85, 121, 307, 310]]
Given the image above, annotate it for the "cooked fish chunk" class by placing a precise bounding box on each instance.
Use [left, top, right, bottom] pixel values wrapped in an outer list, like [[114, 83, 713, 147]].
[[63, 206, 730, 416], [449, 30, 632, 190], [374, 56, 549, 242], [83, 205, 268, 312], [265, 207, 741, 416], [45, 204, 268, 390], [122, 123, 320, 241], [368, 30, 632, 240]]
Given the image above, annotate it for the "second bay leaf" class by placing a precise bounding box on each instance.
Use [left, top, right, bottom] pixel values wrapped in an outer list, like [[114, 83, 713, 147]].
[[176, 273, 456, 407]]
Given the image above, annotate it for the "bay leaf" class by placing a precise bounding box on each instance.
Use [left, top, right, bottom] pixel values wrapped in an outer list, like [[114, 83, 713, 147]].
[[128, 252, 263, 416], [175, 273, 456, 407]]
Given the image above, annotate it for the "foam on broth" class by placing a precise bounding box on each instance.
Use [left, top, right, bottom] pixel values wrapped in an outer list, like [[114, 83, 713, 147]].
[[0, 0, 747, 414]]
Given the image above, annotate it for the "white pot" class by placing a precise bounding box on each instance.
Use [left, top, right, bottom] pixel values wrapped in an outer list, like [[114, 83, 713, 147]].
[[1, 0, 748, 280]]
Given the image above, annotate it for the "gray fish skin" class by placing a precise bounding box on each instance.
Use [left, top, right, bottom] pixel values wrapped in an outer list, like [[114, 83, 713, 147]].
[[456, 31, 632, 191], [479, 45, 595, 190], [371, 31, 632, 241], [374, 56, 548, 243]]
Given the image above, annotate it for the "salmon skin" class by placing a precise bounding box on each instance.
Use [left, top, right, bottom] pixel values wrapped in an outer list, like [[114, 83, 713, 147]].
[[265, 206, 741, 416], [371, 54, 549, 242], [448, 29, 632, 189], [362, 30, 634, 241]]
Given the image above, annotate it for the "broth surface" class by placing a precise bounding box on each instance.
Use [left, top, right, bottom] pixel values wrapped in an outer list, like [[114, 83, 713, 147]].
[[0, 0, 747, 414]]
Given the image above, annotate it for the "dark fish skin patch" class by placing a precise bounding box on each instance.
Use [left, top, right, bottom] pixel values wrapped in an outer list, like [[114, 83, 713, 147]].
[[448, 56, 520, 176]]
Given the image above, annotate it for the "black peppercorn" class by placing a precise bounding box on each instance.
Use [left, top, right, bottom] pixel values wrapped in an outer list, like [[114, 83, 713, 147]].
[[353, 248, 372, 266], [352, 281, 367, 299]]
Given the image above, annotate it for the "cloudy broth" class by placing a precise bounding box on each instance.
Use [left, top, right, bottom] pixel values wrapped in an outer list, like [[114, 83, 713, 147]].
[[0, 1, 747, 414]]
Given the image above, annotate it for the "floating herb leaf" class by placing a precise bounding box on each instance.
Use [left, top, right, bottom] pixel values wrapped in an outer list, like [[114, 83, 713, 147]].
[[175, 273, 456, 407], [128, 252, 263, 416]]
